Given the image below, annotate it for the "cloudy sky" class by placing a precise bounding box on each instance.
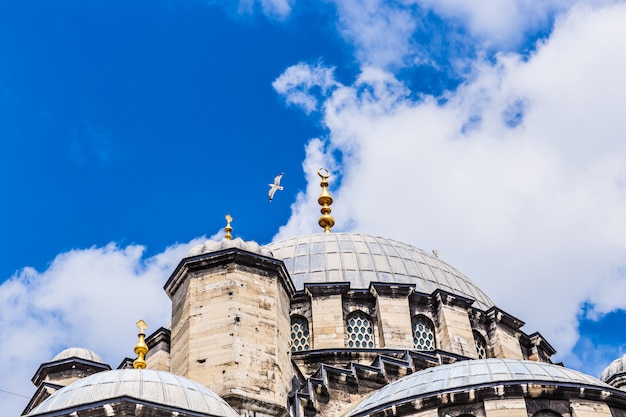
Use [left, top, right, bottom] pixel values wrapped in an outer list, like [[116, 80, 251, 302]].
[[2, 0, 626, 414]]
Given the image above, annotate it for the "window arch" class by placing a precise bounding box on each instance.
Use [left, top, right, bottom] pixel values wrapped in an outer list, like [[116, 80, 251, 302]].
[[412, 315, 436, 351], [345, 311, 375, 348], [473, 330, 487, 359], [290, 315, 310, 352]]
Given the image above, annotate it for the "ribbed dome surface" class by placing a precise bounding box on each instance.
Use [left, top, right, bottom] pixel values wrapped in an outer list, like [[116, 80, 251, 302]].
[[27, 369, 239, 416], [265, 233, 494, 310], [188, 237, 273, 258], [601, 354, 626, 382], [347, 359, 610, 417], [52, 347, 103, 364]]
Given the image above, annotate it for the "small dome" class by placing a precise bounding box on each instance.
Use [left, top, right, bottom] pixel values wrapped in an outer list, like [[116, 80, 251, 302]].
[[188, 237, 273, 258], [52, 347, 104, 363], [27, 369, 239, 417], [265, 233, 494, 310], [347, 359, 610, 417], [601, 353, 626, 382]]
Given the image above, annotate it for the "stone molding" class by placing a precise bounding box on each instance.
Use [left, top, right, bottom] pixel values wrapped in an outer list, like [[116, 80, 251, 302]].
[[165, 248, 295, 299]]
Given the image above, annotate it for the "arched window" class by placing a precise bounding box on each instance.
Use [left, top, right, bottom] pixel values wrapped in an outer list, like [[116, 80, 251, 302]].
[[412, 315, 436, 351], [473, 330, 487, 359], [533, 410, 562, 417], [290, 315, 310, 352], [346, 311, 375, 348]]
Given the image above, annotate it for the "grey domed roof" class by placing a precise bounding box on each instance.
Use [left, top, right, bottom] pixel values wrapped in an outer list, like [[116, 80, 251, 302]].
[[265, 233, 493, 310], [347, 359, 610, 417], [188, 237, 273, 258], [27, 369, 239, 417], [52, 347, 103, 363], [601, 354, 626, 382]]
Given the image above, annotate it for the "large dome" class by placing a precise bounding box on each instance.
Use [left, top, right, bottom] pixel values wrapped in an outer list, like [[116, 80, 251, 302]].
[[27, 369, 239, 417], [347, 359, 611, 417], [265, 233, 494, 310]]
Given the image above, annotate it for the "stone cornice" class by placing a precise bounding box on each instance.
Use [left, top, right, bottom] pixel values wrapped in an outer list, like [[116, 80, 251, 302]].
[[164, 248, 295, 299], [432, 289, 475, 309], [31, 358, 111, 386], [369, 282, 414, 298], [145, 327, 171, 353], [304, 282, 351, 297], [485, 306, 525, 330], [522, 331, 557, 356], [21, 381, 63, 416], [605, 372, 626, 389]]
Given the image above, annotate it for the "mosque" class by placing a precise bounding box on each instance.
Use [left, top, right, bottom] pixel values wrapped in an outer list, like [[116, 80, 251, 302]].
[[20, 170, 626, 417]]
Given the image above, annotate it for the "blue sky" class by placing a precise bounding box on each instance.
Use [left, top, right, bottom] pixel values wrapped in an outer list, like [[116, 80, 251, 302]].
[[3, 0, 626, 414]]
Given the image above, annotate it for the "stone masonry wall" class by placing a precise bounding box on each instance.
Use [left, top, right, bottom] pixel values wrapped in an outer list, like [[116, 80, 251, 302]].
[[436, 301, 477, 358], [570, 400, 613, 417], [484, 398, 527, 417], [375, 295, 413, 349], [489, 323, 524, 359], [310, 294, 345, 349], [169, 261, 291, 417]]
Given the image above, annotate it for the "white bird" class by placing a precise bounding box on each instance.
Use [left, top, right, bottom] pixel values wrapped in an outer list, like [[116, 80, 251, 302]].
[[268, 173, 284, 201]]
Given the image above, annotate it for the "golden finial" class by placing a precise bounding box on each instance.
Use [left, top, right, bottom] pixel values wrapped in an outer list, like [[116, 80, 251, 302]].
[[133, 320, 148, 369], [317, 168, 335, 233], [224, 214, 233, 240]]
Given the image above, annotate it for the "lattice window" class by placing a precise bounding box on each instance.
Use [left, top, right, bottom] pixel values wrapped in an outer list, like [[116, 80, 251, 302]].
[[290, 315, 310, 352], [346, 311, 375, 348], [473, 330, 487, 359], [412, 315, 436, 350]]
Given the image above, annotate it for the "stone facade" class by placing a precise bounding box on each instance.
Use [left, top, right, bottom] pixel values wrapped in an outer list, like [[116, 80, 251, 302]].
[[164, 248, 295, 417], [147, 247, 554, 417], [25, 233, 626, 417]]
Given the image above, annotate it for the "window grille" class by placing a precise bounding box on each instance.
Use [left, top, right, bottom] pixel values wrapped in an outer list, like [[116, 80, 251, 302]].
[[346, 311, 375, 348], [412, 315, 436, 350], [290, 315, 310, 352], [473, 330, 487, 359]]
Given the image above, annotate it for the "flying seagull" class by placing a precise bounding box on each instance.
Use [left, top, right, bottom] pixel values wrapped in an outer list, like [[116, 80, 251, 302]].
[[268, 173, 284, 201]]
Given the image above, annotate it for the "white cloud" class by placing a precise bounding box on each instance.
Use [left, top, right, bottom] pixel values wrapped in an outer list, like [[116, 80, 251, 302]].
[[415, 0, 567, 48], [0, 238, 204, 415], [275, 2, 626, 369], [259, 0, 293, 18], [211, 0, 294, 20], [323, 0, 555, 71], [325, 0, 622, 73], [272, 62, 339, 113], [328, 0, 421, 69]]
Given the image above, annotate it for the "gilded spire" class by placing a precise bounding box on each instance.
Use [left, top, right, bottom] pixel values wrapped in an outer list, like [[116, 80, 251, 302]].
[[317, 168, 335, 233], [224, 214, 233, 240], [133, 320, 148, 369]]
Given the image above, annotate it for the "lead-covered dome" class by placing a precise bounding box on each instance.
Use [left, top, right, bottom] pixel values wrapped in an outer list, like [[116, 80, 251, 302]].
[[601, 354, 626, 383], [27, 369, 239, 417], [347, 358, 611, 417], [188, 237, 273, 258], [265, 233, 493, 310], [51, 347, 103, 364]]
